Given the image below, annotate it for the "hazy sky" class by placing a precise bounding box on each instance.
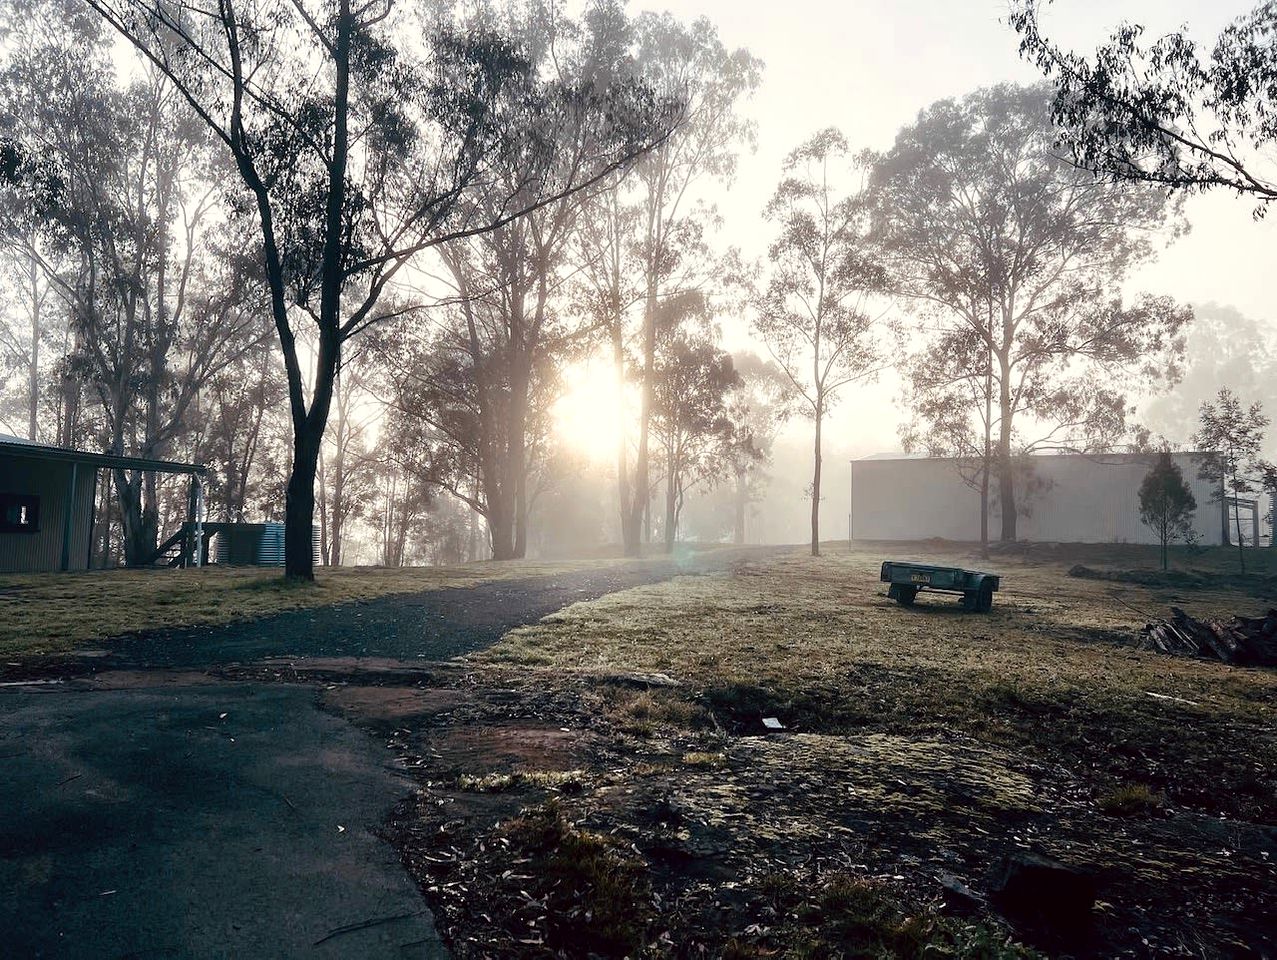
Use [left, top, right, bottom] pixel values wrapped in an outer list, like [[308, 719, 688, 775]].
[[557, 0, 1275, 462]]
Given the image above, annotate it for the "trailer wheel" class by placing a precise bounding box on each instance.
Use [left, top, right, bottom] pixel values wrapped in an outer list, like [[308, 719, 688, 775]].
[[889, 584, 917, 606], [974, 581, 994, 613]]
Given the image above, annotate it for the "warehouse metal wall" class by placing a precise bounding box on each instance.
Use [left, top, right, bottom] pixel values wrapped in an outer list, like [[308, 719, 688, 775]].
[[850, 453, 1229, 545], [0, 455, 96, 572]]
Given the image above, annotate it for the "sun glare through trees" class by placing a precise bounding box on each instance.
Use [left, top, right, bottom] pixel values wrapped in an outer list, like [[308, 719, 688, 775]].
[[1, 1, 1276, 958]]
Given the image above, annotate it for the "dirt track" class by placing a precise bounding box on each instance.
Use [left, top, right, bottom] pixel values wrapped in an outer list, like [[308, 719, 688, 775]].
[[97, 550, 762, 669]]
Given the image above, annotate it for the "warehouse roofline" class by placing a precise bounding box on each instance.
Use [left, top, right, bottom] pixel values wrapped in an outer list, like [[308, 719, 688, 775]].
[[851, 450, 1210, 464]]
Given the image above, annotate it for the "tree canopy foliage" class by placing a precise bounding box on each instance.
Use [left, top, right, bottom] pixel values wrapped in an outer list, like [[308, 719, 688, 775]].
[[1012, 0, 1277, 210], [1193, 388, 1270, 569], [70, 0, 676, 576], [871, 83, 1191, 542], [0, 0, 1254, 568]]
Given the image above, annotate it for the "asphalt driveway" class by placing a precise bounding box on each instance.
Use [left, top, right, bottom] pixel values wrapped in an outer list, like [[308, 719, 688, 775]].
[[0, 683, 442, 959]]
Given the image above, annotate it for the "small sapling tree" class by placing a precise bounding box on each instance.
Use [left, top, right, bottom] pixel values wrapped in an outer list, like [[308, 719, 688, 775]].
[[1192, 389, 1269, 572], [1138, 450, 1197, 571]]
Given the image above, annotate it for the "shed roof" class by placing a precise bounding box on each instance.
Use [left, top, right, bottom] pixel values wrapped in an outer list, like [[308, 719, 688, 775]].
[[0, 434, 206, 475]]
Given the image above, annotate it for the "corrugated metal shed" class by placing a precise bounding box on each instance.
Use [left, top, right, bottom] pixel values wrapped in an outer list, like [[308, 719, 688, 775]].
[[0, 434, 205, 572], [850, 452, 1232, 545]]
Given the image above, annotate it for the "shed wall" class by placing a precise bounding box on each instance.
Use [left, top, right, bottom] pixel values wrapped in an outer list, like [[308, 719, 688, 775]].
[[850, 454, 1227, 545], [0, 455, 96, 572]]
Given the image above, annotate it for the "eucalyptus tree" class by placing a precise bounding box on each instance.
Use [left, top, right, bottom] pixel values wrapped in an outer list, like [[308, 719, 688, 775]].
[[649, 298, 740, 552], [723, 352, 789, 546], [1, 9, 271, 563], [372, 2, 647, 561], [1012, 1, 1277, 212], [572, 185, 642, 545], [317, 357, 380, 566], [576, 13, 760, 556], [82, 0, 673, 578], [753, 128, 883, 557], [385, 310, 564, 560], [0, 0, 94, 443], [1138, 449, 1197, 572], [870, 84, 1191, 542], [368, 401, 442, 566], [190, 335, 286, 523]]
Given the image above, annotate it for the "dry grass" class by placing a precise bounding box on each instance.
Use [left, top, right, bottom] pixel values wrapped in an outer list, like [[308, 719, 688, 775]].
[[479, 545, 1277, 820], [402, 542, 1275, 955], [603, 687, 715, 737], [1096, 782, 1164, 817], [0, 557, 627, 658], [500, 801, 654, 956], [720, 872, 1026, 960]]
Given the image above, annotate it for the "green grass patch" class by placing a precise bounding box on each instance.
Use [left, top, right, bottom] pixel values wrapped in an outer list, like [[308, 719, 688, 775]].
[[0, 557, 633, 657]]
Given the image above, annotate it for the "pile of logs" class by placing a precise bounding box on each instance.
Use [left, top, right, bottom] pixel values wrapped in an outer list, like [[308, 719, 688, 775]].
[[1143, 607, 1277, 667]]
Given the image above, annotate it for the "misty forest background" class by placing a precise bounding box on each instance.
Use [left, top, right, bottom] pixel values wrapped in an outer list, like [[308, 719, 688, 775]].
[[2, 0, 1276, 573]]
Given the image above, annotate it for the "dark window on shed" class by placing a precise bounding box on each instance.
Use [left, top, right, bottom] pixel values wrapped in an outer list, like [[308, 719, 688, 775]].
[[0, 493, 40, 533]]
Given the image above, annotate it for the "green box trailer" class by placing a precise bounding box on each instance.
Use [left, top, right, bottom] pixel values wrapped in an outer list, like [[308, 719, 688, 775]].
[[879, 560, 1000, 612]]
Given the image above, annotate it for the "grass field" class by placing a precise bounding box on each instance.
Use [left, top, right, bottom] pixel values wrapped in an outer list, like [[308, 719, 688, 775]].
[[6, 538, 1275, 953], [483, 544, 1276, 812], [0, 557, 627, 657], [412, 541, 1277, 956]]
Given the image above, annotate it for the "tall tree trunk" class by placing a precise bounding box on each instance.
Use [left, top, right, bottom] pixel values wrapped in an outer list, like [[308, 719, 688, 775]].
[[286, 413, 329, 578], [810, 401, 822, 557], [1233, 472, 1246, 573], [734, 467, 747, 546], [514, 477, 528, 559], [114, 468, 158, 567], [489, 520, 516, 559], [980, 467, 990, 558], [510, 356, 530, 560], [277, 3, 350, 580], [613, 324, 638, 554], [26, 253, 39, 442], [467, 479, 480, 562], [980, 362, 991, 558], [485, 461, 516, 560], [330, 445, 345, 567], [664, 460, 677, 554], [281, 350, 337, 579], [317, 445, 330, 566], [628, 279, 658, 557], [97, 482, 114, 568], [997, 362, 1016, 542]]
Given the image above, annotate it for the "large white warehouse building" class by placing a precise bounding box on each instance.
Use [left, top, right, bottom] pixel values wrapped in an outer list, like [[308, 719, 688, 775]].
[[849, 452, 1255, 546]]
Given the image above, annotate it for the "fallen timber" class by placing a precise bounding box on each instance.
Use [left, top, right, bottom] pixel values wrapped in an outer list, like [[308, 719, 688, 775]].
[[1142, 607, 1277, 667]]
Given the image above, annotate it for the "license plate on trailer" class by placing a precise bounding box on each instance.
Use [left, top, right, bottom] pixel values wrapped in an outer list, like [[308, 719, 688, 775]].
[[910, 573, 930, 583]]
